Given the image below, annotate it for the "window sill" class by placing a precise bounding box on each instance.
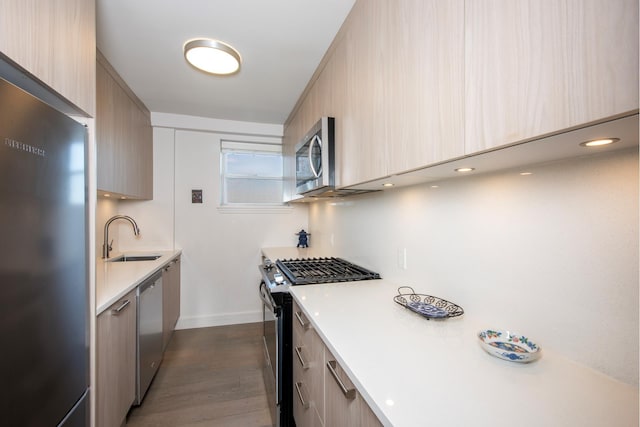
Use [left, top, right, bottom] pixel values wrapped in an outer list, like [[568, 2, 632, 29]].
[[216, 204, 294, 214]]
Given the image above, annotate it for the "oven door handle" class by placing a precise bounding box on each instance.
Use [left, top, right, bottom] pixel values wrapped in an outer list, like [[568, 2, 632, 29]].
[[259, 281, 281, 316]]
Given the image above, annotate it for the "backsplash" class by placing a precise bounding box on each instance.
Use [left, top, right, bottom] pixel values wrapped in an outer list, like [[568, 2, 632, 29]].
[[95, 198, 119, 258], [308, 147, 638, 385]]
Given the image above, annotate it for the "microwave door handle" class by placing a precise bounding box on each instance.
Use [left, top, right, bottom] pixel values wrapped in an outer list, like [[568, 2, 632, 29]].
[[308, 135, 322, 178]]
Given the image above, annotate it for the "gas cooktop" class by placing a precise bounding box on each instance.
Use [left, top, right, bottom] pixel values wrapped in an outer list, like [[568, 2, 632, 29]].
[[275, 257, 381, 285]]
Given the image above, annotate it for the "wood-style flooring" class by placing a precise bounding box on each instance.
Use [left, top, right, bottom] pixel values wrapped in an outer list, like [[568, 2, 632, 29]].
[[126, 322, 272, 427]]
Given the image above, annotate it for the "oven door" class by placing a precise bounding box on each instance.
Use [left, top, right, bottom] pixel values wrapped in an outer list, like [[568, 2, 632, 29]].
[[260, 281, 280, 426]]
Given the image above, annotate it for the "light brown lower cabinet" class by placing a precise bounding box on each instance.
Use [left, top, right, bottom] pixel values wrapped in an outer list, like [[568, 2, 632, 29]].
[[292, 301, 382, 427], [162, 256, 181, 350], [96, 289, 137, 427]]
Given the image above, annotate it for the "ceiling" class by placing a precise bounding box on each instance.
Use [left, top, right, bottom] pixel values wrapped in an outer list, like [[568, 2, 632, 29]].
[[96, 0, 355, 125]]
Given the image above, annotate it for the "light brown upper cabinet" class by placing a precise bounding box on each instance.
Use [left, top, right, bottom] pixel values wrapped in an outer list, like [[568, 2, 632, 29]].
[[285, 0, 638, 195], [285, 0, 467, 189], [0, 0, 96, 116], [341, 0, 465, 185], [96, 51, 153, 200], [464, 0, 639, 153]]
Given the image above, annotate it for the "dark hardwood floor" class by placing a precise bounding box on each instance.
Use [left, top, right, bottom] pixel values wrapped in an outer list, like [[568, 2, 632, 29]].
[[126, 322, 272, 427]]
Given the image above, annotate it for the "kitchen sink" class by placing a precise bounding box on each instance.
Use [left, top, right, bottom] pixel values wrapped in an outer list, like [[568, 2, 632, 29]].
[[108, 255, 162, 262]]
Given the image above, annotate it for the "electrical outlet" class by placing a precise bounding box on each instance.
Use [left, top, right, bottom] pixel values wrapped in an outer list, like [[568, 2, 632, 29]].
[[397, 248, 407, 270]]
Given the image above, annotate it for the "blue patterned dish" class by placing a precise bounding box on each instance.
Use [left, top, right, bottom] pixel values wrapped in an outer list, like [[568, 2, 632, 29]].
[[478, 329, 541, 363], [407, 301, 448, 318]]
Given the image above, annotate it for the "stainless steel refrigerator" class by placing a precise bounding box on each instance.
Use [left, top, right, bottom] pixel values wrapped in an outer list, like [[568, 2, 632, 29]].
[[0, 77, 89, 426]]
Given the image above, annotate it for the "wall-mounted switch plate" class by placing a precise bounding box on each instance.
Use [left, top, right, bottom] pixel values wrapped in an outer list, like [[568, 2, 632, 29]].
[[192, 189, 203, 203]]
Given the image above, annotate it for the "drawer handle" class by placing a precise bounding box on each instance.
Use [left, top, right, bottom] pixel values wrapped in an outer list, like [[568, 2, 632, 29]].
[[295, 311, 309, 329], [295, 382, 310, 409], [327, 360, 356, 400], [111, 299, 130, 314], [295, 346, 308, 370]]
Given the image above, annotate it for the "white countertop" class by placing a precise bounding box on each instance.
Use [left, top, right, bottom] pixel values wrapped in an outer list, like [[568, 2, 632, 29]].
[[261, 246, 335, 261], [289, 280, 639, 427], [96, 250, 182, 315]]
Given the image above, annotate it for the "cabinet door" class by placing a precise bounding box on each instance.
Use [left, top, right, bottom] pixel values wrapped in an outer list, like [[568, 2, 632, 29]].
[[162, 257, 181, 351], [96, 53, 153, 199], [0, 0, 96, 116], [365, 0, 465, 178], [325, 350, 382, 427], [96, 290, 137, 427], [465, 0, 639, 153]]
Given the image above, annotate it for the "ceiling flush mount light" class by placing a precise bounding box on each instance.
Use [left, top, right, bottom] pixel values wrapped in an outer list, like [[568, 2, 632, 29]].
[[579, 138, 620, 147], [455, 167, 475, 173], [184, 38, 241, 75]]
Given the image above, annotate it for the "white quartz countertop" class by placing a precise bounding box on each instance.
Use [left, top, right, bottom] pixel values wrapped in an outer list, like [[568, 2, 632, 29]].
[[289, 280, 639, 427], [96, 250, 182, 315]]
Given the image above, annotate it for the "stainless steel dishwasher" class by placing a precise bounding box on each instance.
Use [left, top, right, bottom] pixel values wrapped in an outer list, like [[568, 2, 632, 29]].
[[135, 271, 163, 405]]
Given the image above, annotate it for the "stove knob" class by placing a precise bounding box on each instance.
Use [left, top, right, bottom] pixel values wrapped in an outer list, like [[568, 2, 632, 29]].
[[264, 259, 274, 270], [274, 272, 284, 284]]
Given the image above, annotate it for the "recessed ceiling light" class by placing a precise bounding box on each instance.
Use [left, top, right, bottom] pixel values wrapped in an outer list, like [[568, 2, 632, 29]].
[[579, 138, 620, 147], [455, 167, 475, 173], [184, 38, 242, 75], [382, 183, 394, 187], [103, 193, 111, 198], [520, 172, 533, 176], [430, 185, 439, 188]]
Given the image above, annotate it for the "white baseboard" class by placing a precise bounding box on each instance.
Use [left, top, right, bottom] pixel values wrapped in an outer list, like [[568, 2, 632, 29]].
[[175, 310, 262, 330]]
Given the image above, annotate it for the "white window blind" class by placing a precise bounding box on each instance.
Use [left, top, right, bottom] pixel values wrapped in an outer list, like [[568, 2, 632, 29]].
[[220, 140, 284, 205]]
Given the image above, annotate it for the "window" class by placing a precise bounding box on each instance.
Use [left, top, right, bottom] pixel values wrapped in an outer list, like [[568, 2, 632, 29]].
[[220, 140, 284, 205]]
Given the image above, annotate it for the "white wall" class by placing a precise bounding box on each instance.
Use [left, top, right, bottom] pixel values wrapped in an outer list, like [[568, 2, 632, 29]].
[[172, 129, 307, 328], [308, 148, 638, 386], [109, 115, 308, 328]]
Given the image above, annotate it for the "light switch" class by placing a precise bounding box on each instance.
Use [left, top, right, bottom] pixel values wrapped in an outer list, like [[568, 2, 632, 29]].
[[397, 248, 407, 270], [192, 189, 203, 203]]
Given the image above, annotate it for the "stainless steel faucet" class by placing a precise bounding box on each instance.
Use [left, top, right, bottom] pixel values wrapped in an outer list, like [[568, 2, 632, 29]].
[[103, 215, 140, 258]]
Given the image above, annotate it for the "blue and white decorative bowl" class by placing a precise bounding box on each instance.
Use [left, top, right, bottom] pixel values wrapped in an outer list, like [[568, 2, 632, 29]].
[[478, 329, 541, 363]]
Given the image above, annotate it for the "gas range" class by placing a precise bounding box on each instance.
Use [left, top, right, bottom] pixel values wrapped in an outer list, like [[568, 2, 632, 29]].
[[260, 257, 381, 292], [258, 256, 380, 426]]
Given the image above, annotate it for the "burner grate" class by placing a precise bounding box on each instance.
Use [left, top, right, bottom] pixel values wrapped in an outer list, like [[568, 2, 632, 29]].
[[276, 257, 380, 285]]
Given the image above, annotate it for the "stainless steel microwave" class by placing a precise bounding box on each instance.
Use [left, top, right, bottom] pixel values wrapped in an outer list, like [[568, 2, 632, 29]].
[[295, 117, 335, 196]]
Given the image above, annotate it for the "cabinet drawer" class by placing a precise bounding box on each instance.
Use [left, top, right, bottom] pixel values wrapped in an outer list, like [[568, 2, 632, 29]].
[[325, 350, 382, 427], [293, 300, 311, 337], [293, 353, 324, 427]]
